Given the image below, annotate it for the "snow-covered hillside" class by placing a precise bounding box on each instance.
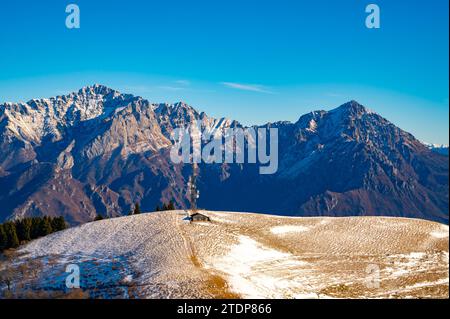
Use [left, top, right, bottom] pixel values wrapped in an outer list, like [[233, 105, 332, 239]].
[[8, 211, 450, 299]]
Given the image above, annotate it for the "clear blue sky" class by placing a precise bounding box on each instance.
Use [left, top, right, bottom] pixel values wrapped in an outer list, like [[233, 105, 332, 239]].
[[0, 0, 448, 144]]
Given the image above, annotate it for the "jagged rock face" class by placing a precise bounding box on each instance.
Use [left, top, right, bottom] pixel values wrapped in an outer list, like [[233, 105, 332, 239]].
[[0, 87, 448, 224], [197, 102, 448, 224]]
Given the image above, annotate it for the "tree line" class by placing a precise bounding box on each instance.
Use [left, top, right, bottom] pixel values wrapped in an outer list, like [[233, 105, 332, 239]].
[[93, 201, 177, 221], [130, 201, 176, 214], [155, 201, 175, 212], [0, 216, 66, 253]]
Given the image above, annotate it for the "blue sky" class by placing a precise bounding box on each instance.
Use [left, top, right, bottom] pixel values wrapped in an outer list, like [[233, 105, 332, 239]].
[[0, 0, 448, 144]]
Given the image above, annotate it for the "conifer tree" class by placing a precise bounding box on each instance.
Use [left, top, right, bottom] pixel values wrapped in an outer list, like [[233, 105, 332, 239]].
[[3, 222, 19, 249], [39, 217, 53, 237], [133, 203, 142, 215], [0, 225, 7, 252], [15, 218, 32, 242], [30, 217, 42, 239], [51, 216, 67, 231]]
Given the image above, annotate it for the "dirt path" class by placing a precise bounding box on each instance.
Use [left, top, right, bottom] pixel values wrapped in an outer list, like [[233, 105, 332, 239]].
[[174, 212, 197, 264], [173, 212, 240, 298]]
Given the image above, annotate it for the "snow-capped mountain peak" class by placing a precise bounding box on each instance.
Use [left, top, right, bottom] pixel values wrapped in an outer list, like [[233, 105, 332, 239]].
[[77, 84, 117, 96], [0, 88, 448, 225]]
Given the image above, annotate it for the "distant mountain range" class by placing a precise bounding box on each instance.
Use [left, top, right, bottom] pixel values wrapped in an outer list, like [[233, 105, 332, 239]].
[[425, 143, 449, 156], [0, 85, 448, 224]]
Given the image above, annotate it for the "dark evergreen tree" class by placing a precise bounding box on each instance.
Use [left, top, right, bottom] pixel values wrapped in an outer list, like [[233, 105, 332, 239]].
[[30, 217, 42, 239], [39, 217, 53, 237], [133, 203, 142, 215], [0, 224, 7, 252], [51, 216, 67, 231], [15, 218, 32, 242], [167, 201, 175, 210], [155, 205, 161, 212], [94, 214, 104, 221], [3, 222, 19, 249]]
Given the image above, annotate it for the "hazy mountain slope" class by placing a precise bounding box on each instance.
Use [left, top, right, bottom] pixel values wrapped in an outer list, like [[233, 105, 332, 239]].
[[425, 143, 449, 156], [0, 86, 448, 224], [13, 211, 449, 299]]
